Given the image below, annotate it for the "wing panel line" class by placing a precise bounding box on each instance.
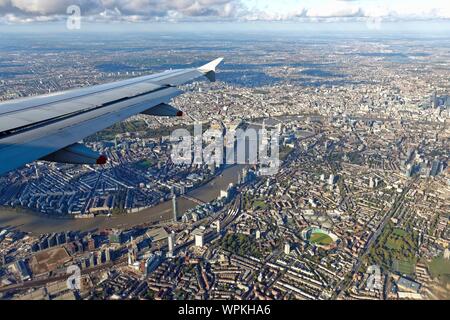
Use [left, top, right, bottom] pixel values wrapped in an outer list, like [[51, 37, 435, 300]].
[[0, 85, 173, 139]]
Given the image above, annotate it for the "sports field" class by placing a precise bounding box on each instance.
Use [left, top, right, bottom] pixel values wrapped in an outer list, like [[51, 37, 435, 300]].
[[310, 232, 334, 246], [429, 256, 450, 278], [392, 259, 416, 275]]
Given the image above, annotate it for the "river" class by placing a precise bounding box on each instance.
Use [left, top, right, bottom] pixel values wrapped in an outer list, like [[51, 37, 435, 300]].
[[0, 116, 306, 235], [0, 165, 244, 234]]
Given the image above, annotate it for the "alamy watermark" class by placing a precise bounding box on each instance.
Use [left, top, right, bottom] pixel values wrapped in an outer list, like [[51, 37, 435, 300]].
[[366, 16, 383, 31], [66, 265, 81, 290], [67, 5, 81, 30], [170, 123, 280, 176], [366, 265, 382, 291]]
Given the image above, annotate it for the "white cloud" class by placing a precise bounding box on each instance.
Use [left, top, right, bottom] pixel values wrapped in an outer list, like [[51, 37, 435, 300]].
[[0, 0, 449, 23], [0, 0, 244, 22], [306, 1, 363, 18]]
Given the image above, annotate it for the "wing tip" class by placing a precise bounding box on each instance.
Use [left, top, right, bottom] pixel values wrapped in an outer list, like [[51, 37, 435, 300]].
[[198, 57, 224, 73]]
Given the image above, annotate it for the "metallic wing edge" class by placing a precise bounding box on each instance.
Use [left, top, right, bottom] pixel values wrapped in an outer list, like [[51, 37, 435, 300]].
[[0, 58, 224, 175]]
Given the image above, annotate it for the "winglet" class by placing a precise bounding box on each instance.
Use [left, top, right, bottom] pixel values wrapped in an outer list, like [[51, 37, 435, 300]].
[[198, 57, 224, 82], [199, 57, 224, 73]]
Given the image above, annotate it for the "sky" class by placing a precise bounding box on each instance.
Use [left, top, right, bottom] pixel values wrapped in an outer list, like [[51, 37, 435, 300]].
[[0, 0, 450, 35], [0, 0, 449, 24], [243, 0, 450, 19]]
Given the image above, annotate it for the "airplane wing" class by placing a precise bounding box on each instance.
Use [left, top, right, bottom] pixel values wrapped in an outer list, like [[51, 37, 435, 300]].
[[0, 58, 224, 176]]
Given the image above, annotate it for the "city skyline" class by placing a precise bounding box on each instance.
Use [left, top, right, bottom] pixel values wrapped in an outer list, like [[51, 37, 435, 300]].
[[0, 1, 448, 304]]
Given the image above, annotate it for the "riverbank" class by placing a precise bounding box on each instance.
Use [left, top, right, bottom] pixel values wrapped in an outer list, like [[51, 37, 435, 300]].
[[0, 165, 243, 235]]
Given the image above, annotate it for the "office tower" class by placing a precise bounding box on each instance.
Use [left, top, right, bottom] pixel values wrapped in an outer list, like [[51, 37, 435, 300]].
[[168, 232, 175, 257], [89, 254, 95, 267], [105, 249, 111, 262], [145, 253, 162, 276], [128, 248, 137, 266], [38, 241, 46, 251], [328, 174, 336, 185], [56, 233, 62, 246], [215, 220, 221, 233], [193, 228, 206, 248], [195, 234, 204, 248], [405, 164, 414, 178], [261, 120, 268, 146], [47, 236, 54, 248], [97, 253, 102, 266], [284, 242, 291, 255], [429, 160, 442, 177], [432, 91, 438, 108]]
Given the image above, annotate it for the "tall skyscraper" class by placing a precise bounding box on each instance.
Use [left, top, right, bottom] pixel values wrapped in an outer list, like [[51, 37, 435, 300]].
[[128, 247, 137, 266], [127, 250, 133, 266], [168, 232, 175, 257], [405, 164, 414, 178], [105, 249, 111, 262], [89, 254, 95, 267], [432, 91, 438, 108], [328, 174, 336, 185], [429, 160, 442, 177], [96, 252, 102, 265], [195, 234, 204, 248], [193, 228, 206, 248]]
